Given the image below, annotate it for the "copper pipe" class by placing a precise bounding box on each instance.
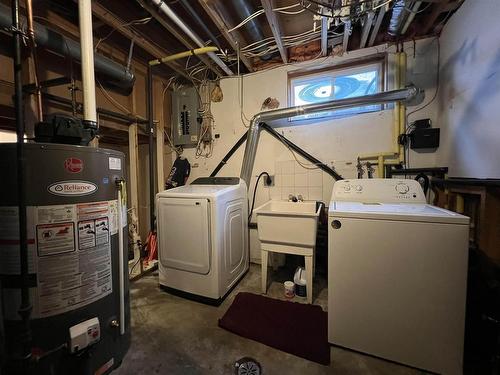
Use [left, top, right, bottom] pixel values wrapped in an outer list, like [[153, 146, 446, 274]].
[[24, 0, 43, 121]]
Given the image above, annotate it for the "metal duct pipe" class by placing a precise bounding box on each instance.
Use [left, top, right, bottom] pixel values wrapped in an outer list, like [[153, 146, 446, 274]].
[[0, 3, 135, 91], [240, 85, 421, 187], [150, 0, 233, 76], [177, 0, 223, 51], [225, 0, 272, 60], [78, 0, 97, 130], [387, 0, 411, 36]]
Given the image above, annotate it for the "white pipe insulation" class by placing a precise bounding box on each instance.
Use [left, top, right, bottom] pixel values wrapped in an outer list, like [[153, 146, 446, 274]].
[[78, 0, 98, 127], [150, 0, 234, 76]]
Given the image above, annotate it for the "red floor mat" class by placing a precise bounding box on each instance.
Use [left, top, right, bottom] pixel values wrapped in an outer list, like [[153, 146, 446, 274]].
[[219, 292, 330, 365]]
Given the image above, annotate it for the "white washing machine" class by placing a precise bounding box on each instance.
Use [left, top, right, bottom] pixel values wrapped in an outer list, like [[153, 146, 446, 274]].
[[328, 178, 469, 374], [156, 177, 248, 304]]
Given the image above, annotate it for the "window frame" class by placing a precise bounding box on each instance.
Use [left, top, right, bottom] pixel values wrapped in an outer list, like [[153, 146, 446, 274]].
[[287, 54, 387, 122]]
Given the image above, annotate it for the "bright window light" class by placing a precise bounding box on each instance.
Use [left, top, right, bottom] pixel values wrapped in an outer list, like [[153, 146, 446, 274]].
[[289, 60, 384, 121]]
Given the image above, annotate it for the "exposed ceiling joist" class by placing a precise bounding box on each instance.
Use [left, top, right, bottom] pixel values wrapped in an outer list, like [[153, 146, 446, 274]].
[[360, 11, 375, 49], [198, 0, 254, 72], [135, 0, 223, 77], [321, 17, 328, 57], [90, 2, 191, 80], [261, 0, 287, 63], [343, 20, 351, 53], [368, 6, 386, 47]]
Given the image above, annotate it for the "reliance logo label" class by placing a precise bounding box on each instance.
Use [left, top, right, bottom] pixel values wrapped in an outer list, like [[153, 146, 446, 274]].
[[64, 157, 84, 173], [48, 181, 98, 196]]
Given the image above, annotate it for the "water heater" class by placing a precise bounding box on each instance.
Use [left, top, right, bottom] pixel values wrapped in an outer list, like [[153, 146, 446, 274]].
[[0, 143, 130, 374]]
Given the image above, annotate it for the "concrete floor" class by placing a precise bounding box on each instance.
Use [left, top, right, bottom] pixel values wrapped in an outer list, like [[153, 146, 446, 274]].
[[115, 264, 428, 375]]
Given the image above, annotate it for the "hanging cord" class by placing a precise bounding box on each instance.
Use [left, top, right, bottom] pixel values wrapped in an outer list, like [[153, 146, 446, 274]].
[[248, 172, 272, 221]]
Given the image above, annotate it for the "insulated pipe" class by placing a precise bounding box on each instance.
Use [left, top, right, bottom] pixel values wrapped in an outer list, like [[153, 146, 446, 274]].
[[240, 85, 420, 187], [150, 0, 234, 76], [0, 3, 135, 91], [11, 0, 32, 361], [78, 0, 97, 131], [149, 47, 219, 67]]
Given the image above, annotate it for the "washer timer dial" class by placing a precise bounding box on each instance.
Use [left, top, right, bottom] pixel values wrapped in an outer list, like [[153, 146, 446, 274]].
[[395, 183, 410, 194]]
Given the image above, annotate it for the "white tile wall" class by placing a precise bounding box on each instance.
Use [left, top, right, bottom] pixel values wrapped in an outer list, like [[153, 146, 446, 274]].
[[275, 160, 326, 202]]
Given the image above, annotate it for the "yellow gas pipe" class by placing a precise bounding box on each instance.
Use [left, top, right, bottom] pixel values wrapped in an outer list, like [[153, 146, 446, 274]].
[[358, 51, 407, 177], [149, 46, 219, 66]]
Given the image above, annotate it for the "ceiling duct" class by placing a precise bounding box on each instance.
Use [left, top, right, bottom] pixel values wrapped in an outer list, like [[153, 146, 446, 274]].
[[387, 0, 411, 36], [223, 0, 274, 61], [0, 3, 135, 92]]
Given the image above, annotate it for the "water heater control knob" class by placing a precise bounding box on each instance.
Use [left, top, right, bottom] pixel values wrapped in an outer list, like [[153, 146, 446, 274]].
[[395, 183, 410, 194]]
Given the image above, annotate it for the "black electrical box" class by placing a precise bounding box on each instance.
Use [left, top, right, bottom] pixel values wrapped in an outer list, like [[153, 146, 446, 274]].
[[410, 128, 440, 149]]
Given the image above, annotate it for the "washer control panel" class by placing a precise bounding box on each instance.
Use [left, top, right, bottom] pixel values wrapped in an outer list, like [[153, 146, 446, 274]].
[[331, 179, 426, 203]]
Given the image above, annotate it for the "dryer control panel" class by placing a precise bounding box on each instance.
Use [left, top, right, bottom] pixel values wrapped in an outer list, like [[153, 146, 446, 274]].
[[331, 179, 426, 203]]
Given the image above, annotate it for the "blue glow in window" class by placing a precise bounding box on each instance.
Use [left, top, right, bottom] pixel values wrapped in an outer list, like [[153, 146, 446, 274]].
[[290, 64, 382, 121]]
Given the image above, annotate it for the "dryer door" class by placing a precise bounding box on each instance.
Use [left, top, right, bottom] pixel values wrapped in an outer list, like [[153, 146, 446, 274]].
[[223, 199, 246, 279], [157, 197, 211, 274]]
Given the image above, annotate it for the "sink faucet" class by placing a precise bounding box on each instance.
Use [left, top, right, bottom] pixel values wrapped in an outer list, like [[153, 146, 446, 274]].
[[288, 194, 298, 202], [297, 194, 304, 202]]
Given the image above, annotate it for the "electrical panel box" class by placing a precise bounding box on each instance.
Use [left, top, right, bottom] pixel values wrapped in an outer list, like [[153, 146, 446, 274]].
[[171, 87, 200, 146]]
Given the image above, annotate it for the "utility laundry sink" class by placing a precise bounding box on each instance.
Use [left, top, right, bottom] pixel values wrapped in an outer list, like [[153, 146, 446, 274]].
[[254, 200, 322, 303], [254, 200, 321, 248]]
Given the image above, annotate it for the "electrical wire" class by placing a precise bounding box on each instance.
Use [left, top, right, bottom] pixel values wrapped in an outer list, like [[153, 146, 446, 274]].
[[248, 172, 271, 221], [94, 16, 152, 51], [227, 9, 265, 33]]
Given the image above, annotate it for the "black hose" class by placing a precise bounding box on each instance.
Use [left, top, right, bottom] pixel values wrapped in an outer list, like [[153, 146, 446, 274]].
[[12, 0, 33, 362], [261, 123, 343, 180], [210, 124, 343, 180], [248, 172, 271, 221], [210, 132, 247, 177]]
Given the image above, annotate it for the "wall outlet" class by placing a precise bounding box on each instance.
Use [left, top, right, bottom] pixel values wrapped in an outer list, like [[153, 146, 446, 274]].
[[264, 175, 274, 187]]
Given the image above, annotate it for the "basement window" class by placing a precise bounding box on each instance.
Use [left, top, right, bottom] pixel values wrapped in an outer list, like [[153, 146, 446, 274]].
[[288, 59, 385, 121]]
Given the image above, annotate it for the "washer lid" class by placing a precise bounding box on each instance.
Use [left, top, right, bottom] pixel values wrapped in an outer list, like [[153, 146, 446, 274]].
[[329, 202, 469, 224], [157, 183, 239, 199]]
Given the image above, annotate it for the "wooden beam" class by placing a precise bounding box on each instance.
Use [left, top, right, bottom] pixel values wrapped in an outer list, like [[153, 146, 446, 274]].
[[368, 6, 386, 47], [198, 0, 253, 72], [321, 17, 328, 57], [154, 80, 165, 193], [90, 2, 191, 80], [360, 11, 375, 49], [261, 0, 287, 63], [136, 0, 223, 77], [343, 20, 351, 53]]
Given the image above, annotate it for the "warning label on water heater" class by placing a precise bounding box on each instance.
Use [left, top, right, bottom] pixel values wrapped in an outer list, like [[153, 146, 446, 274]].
[[34, 202, 114, 318], [0, 201, 118, 319]]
